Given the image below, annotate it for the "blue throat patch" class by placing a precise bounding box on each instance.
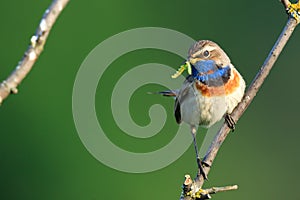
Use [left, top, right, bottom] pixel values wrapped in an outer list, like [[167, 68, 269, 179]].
[[191, 60, 231, 86]]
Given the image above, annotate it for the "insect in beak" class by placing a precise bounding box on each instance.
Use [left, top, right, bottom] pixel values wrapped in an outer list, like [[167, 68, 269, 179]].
[[171, 61, 192, 79]]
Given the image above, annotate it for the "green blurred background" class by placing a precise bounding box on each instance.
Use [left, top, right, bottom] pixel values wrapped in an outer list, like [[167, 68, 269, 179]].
[[1, 0, 300, 199]]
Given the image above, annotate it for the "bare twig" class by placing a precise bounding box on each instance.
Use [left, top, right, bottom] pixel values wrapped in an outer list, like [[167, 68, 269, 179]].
[[281, 0, 290, 9], [205, 185, 238, 194], [0, 0, 70, 105], [181, 0, 299, 199]]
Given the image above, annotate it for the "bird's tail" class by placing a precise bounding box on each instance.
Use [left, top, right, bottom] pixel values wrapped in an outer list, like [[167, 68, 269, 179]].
[[148, 90, 178, 97]]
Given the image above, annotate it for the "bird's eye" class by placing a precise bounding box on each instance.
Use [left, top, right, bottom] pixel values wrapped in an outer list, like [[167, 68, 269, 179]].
[[203, 50, 210, 57]]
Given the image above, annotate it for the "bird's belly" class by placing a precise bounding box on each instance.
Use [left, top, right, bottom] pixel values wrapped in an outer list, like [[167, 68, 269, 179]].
[[180, 91, 227, 127]]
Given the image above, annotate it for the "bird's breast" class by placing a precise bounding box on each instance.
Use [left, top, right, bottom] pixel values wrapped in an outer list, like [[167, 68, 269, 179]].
[[195, 68, 241, 97], [179, 67, 245, 127]]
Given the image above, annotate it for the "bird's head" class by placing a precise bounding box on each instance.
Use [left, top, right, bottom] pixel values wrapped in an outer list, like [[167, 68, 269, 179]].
[[171, 40, 232, 80], [188, 40, 231, 67]]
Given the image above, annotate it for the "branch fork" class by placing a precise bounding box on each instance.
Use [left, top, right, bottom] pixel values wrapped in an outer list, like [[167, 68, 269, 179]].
[[181, 175, 238, 199], [282, 0, 300, 23]]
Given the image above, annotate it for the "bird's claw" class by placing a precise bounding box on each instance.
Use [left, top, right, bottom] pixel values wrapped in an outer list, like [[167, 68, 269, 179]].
[[197, 157, 209, 180], [225, 113, 236, 131]]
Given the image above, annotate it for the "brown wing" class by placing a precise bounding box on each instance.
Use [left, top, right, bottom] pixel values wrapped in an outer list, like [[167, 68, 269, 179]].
[[174, 97, 182, 124], [174, 76, 194, 124]]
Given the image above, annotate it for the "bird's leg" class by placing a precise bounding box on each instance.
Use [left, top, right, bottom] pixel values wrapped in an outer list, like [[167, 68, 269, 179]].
[[225, 113, 236, 131], [191, 126, 208, 180]]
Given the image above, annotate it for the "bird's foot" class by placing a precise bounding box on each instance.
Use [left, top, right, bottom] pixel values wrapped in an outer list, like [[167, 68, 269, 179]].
[[196, 157, 210, 180], [225, 113, 236, 131]]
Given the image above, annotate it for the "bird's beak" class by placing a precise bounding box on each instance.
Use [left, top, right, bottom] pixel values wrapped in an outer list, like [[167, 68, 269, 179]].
[[171, 61, 192, 79], [188, 57, 203, 66]]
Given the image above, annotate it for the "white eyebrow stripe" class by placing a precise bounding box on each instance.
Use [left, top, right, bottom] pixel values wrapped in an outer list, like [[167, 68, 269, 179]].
[[204, 46, 217, 52], [191, 45, 217, 58]]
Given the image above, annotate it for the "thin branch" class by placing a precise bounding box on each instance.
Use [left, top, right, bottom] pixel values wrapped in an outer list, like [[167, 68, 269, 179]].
[[0, 0, 70, 105], [181, 0, 299, 199], [281, 0, 290, 9], [205, 185, 238, 194]]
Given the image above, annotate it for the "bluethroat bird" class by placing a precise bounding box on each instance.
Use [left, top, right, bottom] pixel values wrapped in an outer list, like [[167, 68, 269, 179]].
[[161, 40, 246, 179]]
